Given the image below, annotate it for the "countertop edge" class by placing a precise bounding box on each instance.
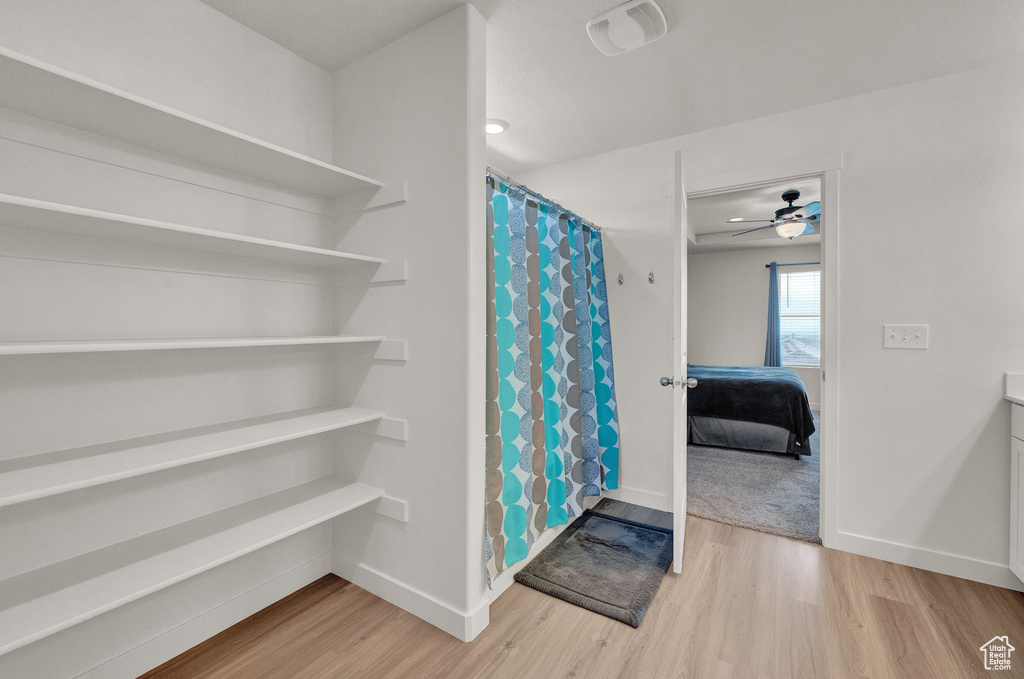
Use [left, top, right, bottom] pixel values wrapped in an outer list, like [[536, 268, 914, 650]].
[[1005, 373, 1024, 405]]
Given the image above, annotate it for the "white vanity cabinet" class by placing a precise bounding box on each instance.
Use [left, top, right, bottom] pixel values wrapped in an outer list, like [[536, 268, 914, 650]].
[[1007, 374, 1024, 583]]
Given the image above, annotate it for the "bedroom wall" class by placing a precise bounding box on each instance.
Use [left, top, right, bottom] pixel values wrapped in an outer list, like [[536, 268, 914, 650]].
[[688, 243, 822, 408], [516, 58, 1024, 590]]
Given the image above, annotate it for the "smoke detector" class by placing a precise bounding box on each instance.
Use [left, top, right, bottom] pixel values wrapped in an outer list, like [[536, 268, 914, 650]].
[[586, 0, 668, 56]]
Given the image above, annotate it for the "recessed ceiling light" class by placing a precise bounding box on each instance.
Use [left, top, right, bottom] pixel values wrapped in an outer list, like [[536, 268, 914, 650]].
[[728, 217, 745, 222], [486, 119, 509, 135]]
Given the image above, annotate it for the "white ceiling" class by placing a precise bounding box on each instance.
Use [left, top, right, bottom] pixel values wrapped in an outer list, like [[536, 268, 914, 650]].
[[198, 0, 1024, 174], [486, 0, 1024, 173], [688, 178, 821, 253], [198, 0, 472, 72], [690, 179, 820, 236]]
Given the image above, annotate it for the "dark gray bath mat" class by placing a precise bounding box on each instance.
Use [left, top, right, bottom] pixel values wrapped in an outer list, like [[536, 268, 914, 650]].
[[513, 507, 673, 627]]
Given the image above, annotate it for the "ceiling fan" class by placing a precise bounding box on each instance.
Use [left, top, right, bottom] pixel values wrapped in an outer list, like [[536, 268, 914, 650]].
[[728, 190, 820, 239]]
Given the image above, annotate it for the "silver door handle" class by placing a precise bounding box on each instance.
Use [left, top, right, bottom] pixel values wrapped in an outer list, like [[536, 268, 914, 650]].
[[660, 377, 699, 388]]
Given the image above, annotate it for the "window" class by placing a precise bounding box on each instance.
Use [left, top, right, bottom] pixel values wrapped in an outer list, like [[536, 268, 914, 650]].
[[779, 269, 820, 366]]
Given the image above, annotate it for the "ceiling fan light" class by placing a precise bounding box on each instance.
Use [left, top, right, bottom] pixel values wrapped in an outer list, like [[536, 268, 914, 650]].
[[776, 221, 807, 239]]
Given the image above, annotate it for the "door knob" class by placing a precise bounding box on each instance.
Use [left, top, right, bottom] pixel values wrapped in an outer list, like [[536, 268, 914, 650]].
[[659, 376, 673, 387], [684, 377, 698, 388]]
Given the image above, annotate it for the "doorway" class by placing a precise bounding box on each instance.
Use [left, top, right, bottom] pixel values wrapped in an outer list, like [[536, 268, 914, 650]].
[[685, 178, 822, 542], [681, 156, 840, 547]]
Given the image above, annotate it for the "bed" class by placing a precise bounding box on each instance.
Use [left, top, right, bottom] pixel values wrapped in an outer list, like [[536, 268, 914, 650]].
[[686, 364, 816, 458]]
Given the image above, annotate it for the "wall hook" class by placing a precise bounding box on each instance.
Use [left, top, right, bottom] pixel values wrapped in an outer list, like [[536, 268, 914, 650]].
[[648, 271, 655, 284], [617, 273, 624, 285]]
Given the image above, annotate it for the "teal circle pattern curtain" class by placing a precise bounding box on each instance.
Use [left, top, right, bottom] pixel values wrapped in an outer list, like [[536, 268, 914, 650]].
[[485, 175, 620, 582]]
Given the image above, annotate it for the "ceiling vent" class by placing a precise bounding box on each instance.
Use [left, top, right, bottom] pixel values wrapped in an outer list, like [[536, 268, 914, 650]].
[[586, 0, 668, 56]]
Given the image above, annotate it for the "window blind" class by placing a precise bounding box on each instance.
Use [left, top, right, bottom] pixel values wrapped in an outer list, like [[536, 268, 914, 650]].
[[779, 269, 820, 366]]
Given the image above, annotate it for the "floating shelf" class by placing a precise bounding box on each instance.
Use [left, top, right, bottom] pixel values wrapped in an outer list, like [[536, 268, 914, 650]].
[[0, 335, 386, 356], [0, 407, 385, 508], [0, 47, 383, 197], [0, 478, 383, 656], [0, 194, 385, 268]]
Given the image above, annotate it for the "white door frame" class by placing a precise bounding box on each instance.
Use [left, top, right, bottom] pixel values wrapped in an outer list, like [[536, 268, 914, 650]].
[[685, 153, 842, 548]]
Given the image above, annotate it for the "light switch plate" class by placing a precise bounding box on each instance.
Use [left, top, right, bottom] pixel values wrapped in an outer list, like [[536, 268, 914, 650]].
[[883, 324, 929, 349]]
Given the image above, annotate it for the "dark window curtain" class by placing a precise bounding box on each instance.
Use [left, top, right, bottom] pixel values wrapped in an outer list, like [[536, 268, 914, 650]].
[[764, 261, 782, 367]]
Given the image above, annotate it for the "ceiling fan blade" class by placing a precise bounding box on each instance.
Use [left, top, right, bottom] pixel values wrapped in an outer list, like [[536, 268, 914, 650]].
[[724, 219, 772, 224], [801, 223, 817, 235], [800, 201, 821, 219], [731, 224, 777, 237]]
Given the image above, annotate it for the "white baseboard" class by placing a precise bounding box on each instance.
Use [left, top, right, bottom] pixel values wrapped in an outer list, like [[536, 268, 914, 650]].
[[831, 530, 1024, 592], [80, 553, 332, 679], [605, 485, 671, 512], [332, 555, 489, 642]]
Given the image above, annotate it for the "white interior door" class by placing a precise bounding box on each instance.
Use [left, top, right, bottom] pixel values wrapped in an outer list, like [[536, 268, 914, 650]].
[[669, 150, 690, 573]]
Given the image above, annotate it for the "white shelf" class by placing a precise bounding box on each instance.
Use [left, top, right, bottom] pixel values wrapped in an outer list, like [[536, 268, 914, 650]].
[[0, 478, 383, 656], [0, 194, 385, 267], [0, 47, 383, 197], [0, 335, 386, 356], [0, 407, 385, 508]]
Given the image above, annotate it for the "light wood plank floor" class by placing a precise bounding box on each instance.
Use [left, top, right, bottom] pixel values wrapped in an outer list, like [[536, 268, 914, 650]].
[[142, 516, 1024, 678]]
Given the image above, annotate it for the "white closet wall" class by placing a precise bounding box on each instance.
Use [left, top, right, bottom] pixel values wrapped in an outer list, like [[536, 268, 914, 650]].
[[330, 5, 489, 640], [0, 0, 334, 159], [0, 1, 461, 676]]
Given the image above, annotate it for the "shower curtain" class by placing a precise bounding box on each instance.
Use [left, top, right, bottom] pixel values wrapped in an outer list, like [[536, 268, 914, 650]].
[[485, 174, 620, 582]]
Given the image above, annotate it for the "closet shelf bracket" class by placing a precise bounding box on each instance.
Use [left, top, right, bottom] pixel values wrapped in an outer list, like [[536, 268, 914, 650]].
[[376, 418, 408, 442], [371, 260, 408, 284]]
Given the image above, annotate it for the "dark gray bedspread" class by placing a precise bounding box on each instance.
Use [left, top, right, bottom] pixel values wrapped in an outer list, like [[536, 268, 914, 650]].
[[687, 364, 816, 446]]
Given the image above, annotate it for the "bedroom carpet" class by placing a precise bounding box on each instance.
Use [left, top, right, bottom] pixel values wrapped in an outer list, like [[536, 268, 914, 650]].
[[687, 411, 820, 544]]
